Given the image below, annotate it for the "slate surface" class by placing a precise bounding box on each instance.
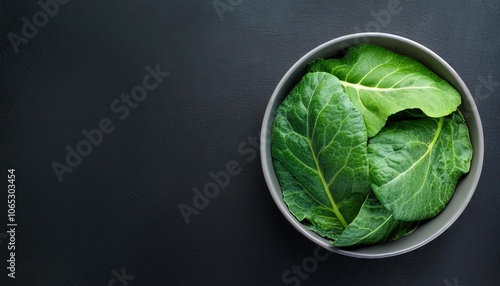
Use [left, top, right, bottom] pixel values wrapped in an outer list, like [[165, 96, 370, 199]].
[[1, 0, 499, 285]]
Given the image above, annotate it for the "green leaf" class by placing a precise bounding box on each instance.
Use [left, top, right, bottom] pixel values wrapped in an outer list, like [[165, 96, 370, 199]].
[[388, 220, 419, 242], [272, 72, 371, 233], [368, 111, 473, 221], [275, 160, 345, 239], [332, 193, 418, 247], [307, 44, 462, 137]]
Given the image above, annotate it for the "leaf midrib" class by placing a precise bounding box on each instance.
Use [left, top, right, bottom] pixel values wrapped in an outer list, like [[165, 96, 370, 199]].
[[340, 80, 441, 92], [306, 139, 348, 228]]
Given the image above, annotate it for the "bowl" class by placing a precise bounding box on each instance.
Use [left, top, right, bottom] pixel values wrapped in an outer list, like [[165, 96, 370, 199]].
[[260, 32, 484, 258]]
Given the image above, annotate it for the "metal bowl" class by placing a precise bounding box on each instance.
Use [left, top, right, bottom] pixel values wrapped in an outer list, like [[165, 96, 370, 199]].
[[260, 32, 484, 258]]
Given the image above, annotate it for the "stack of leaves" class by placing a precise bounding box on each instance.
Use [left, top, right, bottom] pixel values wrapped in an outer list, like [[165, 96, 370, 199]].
[[271, 44, 473, 247]]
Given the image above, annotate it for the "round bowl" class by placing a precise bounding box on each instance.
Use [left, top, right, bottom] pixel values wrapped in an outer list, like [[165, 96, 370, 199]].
[[260, 32, 484, 258]]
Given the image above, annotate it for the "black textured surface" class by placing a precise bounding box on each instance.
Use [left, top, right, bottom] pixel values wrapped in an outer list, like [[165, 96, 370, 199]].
[[1, 0, 499, 285]]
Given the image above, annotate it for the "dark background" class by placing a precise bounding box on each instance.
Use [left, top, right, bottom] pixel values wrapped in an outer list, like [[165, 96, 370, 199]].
[[1, 0, 499, 285]]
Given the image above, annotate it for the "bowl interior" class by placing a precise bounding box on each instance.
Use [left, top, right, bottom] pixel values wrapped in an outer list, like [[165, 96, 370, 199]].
[[260, 33, 484, 258]]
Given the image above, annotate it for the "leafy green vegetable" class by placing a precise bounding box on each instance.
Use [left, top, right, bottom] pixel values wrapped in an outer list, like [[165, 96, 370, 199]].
[[368, 111, 472, 221], [271, 44, 473, 247], [275, 160, 345, 239], [272, 72, 371, 232], [332, 193, 418, 247], [307, 44, 462, 137], [277, 158, 416, 245]]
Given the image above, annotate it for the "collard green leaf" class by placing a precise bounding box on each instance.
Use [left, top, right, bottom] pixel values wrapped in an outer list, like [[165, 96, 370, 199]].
[[388, 220, 419, 241], [272, 72, 371, 232], [332, 193, 418, 247], [368, 111, 473, 221], [307, 44, 462, 137], [275, 160, 344, 239], [271, 45, 472, 247]]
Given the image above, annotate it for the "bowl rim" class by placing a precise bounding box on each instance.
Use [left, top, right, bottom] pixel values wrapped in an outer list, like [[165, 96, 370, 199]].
[[260, 32, 484, 258]]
